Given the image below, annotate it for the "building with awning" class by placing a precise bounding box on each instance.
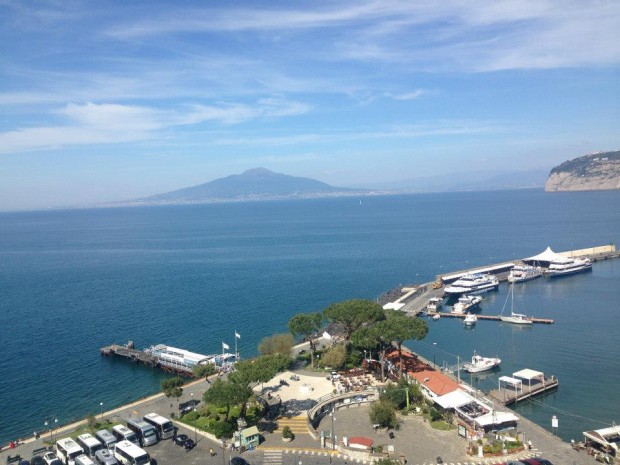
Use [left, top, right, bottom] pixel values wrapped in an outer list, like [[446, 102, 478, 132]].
[[583, 425, 620, 456]]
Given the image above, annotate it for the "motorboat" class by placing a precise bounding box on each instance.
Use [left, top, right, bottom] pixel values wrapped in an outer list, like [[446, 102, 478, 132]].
[[463, 351, 501, 373], [498, 284, 534, 325], [546, 256, 592, 277], [432, 314, 441, 321], [452, 295, 482, 314], [444, 273, 499, 296], [507, 264, 543, 283], [427, 297, 443, 312], [463, 313, 477, 327]]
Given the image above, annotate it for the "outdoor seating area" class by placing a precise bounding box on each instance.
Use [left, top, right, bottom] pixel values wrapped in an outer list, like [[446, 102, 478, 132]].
[[332, 368, 379, 393]]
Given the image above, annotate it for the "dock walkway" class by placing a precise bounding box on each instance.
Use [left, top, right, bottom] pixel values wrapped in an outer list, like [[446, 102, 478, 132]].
[[428, 311, 554, 324], [489, 377, 559, 405]]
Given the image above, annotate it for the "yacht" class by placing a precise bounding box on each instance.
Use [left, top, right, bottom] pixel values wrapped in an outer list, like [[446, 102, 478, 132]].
[[463, 352, 501, 373], [546, 257, 592, 277], [444, 273, 499, 296], [507, 264, 543, 283], [452, 295, 482, 314], [463, 313, 477, 327]]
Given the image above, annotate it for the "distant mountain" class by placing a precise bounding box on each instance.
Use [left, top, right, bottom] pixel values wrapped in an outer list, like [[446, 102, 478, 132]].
[[545, 150, 620, 192], [132, 168, 371, 205], [357, 168, 549, 192]]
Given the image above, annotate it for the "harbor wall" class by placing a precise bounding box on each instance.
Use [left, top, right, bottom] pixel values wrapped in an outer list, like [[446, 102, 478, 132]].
[[560, 244, 616, 257]]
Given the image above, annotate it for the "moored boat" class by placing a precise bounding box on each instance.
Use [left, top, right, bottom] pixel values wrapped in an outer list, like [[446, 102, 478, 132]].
[[444, 273, 499, 296], [498, 284, 534, 325], [463, 351, 501, 373], [508, 264, 543, 283], [452, 294, 482, 314], [463, 313, 477, 327], [427, 297, 443, 312], [546, 256, 592, 277]]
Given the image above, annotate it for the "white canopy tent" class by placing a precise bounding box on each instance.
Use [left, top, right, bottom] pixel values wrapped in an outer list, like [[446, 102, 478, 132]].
[[434, 390, 474, 409], [474, 411, 519, 428], [524, 247, 569, 264], [513, 368, 545, 388], [498, 376, 523, 393]]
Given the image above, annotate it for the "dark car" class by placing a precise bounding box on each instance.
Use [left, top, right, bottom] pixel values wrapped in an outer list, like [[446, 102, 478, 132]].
[[173, 434, 189, 446], [523, 460, 553, 465], [231, 457, 249, 465], [30, 458, 45, 465], [183, 439, 196, 451], [94, 449, 119, 465]]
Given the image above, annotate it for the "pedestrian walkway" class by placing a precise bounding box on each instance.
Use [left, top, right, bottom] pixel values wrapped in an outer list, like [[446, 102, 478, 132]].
[[263, 449, 283, 465]]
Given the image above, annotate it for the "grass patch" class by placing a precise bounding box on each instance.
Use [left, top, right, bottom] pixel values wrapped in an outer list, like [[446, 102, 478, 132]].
[[429, 420, 452, 431]]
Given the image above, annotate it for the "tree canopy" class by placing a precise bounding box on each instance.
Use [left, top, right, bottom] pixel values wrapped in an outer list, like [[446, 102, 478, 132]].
[[288, 312, 322, 367], [258, 333, 295, 356], [323, 299, 385, 341], [203, 378, 250, 420], [161, 376, 184, 401]]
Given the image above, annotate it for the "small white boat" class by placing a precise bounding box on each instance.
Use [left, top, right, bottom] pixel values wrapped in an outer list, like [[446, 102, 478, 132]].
[[508, 264, 543, 283], [463, 313, 477, 326], [452, 295, 482, 314], [499, 284, 534, 325], [427, 297, 443, 312], [463, 351, 501, 373], [432, 314, 441, 321]]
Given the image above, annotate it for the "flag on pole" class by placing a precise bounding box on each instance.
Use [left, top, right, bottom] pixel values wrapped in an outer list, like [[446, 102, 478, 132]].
[[235, 331, 241, 339], [222, 341, 230, 350]]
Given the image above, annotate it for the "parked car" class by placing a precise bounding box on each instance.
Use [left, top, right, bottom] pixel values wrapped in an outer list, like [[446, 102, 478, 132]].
[[173, 434, 189, 446], [42, 452, 61, 465], [520, 460, 554, 465], [30, 457, 45, 465], [183, 439, 196, 451]]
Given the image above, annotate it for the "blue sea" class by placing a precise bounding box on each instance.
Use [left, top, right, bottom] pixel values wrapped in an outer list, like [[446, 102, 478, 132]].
[[0, 189, 619, 444]]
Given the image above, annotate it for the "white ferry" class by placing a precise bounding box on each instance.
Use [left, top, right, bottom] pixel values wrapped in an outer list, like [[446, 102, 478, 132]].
[[444, 273, 499, 296], [507, 264, 543, 283], [546, 257, 592, 277]]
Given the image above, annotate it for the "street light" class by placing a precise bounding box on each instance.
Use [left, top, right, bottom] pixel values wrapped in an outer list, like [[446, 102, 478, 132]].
[[100, 402, 104, 420], [193, 408, 198, 442], [331, 407, 336, 450]]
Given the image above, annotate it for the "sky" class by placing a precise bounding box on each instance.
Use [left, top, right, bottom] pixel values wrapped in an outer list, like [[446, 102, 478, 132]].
[[1, 0, 619, 210]]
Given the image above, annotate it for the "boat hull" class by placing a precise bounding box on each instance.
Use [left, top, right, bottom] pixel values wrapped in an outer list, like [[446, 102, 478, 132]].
[[546, 264, 592, 277]]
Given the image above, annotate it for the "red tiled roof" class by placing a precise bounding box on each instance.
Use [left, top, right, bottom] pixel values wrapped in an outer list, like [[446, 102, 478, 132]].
[[409, 369, 460, 396]]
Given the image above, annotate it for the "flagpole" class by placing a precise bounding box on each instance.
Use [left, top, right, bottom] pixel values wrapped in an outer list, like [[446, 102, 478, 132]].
[[234, 329, 238, 361]]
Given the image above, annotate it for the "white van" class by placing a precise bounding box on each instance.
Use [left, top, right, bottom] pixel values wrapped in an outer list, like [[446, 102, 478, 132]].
[[125, 420, 158, 447]]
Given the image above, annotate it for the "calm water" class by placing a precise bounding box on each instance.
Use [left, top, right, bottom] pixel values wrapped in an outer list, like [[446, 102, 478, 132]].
[[0, 189, 618, 444]]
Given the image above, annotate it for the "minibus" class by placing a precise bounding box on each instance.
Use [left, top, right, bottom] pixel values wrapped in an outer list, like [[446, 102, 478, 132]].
[[111, 425, 139, 446], [142, 413, 175, 440], [125, 420, 158, 447], [55, 437, 84, 465], [113, 440, 150, 465], [76, 434, 104, 457]]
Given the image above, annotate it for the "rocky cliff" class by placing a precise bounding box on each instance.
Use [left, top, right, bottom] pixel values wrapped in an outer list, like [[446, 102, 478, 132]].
[[545, 150, 620, 192]]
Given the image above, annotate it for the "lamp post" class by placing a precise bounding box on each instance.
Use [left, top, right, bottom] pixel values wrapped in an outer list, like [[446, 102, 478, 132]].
[[44, 419, 50, 442], [331, 406, 335, 450], [100, 402, 104, 420]]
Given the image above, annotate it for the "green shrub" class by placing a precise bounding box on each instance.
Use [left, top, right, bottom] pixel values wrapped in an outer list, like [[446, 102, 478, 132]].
[[183, 410, 200, 422], [209, 420, 236, 439], [282, 426, 294, 439]]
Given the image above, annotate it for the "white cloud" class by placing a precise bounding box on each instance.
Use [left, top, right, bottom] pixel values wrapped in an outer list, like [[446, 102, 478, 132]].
[[0, 98, 311, 154]]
